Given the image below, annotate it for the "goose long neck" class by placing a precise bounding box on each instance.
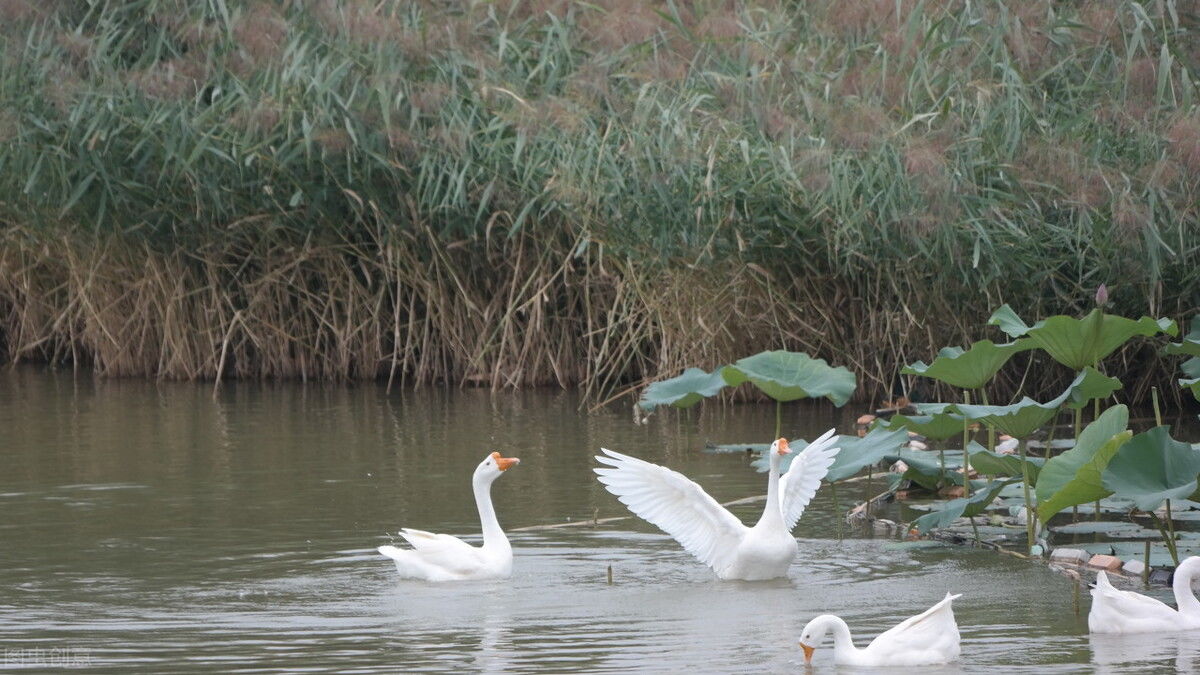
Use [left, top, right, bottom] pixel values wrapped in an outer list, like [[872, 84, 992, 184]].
[[756, 453, 784, 528], [473, 474, 508, 551], [825, 616, 858, 661], [1173, 558, 1200, 615]]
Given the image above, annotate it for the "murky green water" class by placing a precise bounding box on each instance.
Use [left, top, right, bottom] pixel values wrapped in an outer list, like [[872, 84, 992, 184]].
[[1, 368, 1197, 672]]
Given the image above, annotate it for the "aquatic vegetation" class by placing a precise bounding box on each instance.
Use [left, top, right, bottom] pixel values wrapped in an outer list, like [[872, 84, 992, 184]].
[[1102, 427, 1200, 565], [897, 302, 1195, 558], [988, 305, 1177, 371], [1036, 406, 1133, 524], [638, 350, 855, 436], [901, 340, 1033, 391], [638, 367, 728, 411], [1167, 318, 1200, 402]]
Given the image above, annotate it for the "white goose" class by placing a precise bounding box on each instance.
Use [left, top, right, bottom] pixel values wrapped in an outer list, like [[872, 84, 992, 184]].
[[799, 592, 963, 666], [1089, 556, 1200, 634], [593, 429, 840, 581], [378, 451, 519, 581]]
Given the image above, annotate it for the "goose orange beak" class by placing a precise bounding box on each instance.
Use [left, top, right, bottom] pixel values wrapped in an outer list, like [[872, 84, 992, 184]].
[[800, 642, 815, 663], [491, 452, 520, 471], [777, 438, 792, 455]]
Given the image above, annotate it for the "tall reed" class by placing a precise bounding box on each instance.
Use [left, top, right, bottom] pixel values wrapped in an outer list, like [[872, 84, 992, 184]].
[[0, 1, 1197, 403]]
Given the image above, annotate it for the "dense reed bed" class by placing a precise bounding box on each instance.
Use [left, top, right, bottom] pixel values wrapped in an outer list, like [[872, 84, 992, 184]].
[[0, 0, 1197, 404]]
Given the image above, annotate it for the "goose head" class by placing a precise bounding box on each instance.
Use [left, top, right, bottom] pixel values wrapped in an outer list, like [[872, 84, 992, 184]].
[[767, 437, 792, 468], [797, 615, 834, 663], [474, 451, 520, 483]]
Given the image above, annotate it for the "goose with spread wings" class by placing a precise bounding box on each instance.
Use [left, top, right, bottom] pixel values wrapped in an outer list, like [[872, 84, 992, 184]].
[[593, 430, 841, 581]]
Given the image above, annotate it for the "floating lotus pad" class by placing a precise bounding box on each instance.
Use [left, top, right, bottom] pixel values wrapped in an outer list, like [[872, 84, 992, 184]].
[[1081, 541, 1200, 568], [911, 479, 1016, 534], [1102, 426, 1200, 512], [703, 442, 770, 454], [722, 351, 856, 406], [1050, 521, 1155, 538], [988, 305, 1177, 371], [1036, 406, 1132, 524]]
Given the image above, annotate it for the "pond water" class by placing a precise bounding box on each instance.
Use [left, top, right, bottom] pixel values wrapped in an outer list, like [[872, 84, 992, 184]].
[[1, 368, 1197, 673]]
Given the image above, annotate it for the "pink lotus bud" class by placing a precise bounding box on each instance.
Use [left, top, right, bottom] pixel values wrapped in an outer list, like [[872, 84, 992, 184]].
[[1094, 283, 1108, 306]]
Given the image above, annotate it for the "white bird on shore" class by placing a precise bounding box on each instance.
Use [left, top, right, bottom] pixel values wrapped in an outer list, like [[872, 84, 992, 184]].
[[1089, 557, 1200, 634], [593, 430, 840, 580], [798, 592, 963, 666], [378, 452, 520, 581]]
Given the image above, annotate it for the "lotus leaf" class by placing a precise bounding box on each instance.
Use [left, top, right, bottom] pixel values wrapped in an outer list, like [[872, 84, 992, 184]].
[[638, 367, 728, 411], [1050, 521, 1154, 537], [1165, 317, 1200, 357], [722, 351, 856, 406], [988, 305, 1177, 370], [1036, 405, 1132, 524], [911, 479, 1016, 534], [901, 339, 1033, 390], [702, 442, 770, 454], [884, 412, 966, 441], [1102, 426, 1200, 512], [970, 446, 1045, 483], [940, 367, 1117, 438], [754, 426, 908, 480], [1082, 541, 1200, 568]]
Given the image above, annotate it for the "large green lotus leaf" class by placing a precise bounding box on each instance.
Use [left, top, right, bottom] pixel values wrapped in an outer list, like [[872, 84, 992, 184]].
[[988, 305, 1177, 370], [889, 448, 965, 475], [1063, 368, 1123, 409], [755, 426, 908, 480], [1165, 316, 1200, 357], [1179, 356, 1200, 402], [901, 339, 1033, 390], [949, 367, 1113, 438], [911, 479, 1015, 534], [722, 351, 856, 406], [1182, 377, 1200, 402], [885, 412, 969, 441], [970, 446, 1044, 483], [1102, 426, 1200, 512], [638, 367, 728, 411], [1184, 357, 1200, 379], [1035, 405, 1131, 523]]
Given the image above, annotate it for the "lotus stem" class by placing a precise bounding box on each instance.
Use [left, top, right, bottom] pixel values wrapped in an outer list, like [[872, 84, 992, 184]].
[[1152, 386, 1162, 427], [831, 482, 843, 540], [1144, 540, 1151, 586], [1018, 438, 1036, 554], [961, 390, 972, 499], [939, 440, 946, 489], [607, 564, 613, 585], [866, 466, 873, 518], [775, 400, 782, 440], [1149, 512, 1180, 567], [980, 389, 994, 452], [1165, 499, 1179, 565], [1073, 576, 1081, 616]]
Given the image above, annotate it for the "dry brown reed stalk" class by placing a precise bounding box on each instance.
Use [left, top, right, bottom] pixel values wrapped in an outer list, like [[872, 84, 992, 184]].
[[0, 219, 1192, 408]]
